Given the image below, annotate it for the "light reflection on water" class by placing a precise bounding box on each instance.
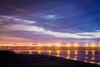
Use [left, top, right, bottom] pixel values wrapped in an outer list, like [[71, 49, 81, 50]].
[[13, 50, 100, 65]]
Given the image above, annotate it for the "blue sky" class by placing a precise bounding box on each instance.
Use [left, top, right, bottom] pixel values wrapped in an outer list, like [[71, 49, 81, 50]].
[[0, 0, 100, 45]]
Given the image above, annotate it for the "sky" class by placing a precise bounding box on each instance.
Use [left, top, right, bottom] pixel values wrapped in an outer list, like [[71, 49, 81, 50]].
[[0, 0, 100, 45]]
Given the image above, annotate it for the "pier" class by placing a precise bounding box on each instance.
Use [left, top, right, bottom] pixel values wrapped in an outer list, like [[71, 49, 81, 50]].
[[0, 46, 100, 50]]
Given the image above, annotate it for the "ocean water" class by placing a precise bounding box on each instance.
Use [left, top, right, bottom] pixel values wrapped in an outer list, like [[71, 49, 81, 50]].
[[14, 50, 100, 65]]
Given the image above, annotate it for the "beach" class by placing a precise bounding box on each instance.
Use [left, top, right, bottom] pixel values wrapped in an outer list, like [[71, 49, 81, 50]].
[[0, 51, 99, 67]]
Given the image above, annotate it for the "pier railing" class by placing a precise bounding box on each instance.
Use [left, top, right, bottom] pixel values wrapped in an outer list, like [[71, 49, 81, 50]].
[[0, 46, 100, 50]]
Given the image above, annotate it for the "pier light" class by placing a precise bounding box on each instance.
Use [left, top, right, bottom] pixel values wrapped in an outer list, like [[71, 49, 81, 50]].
[[67, 50, 71, 55], [85, 43, 88, 47], [74, 51, 78, 60], [48, 43, 51, 46], [9, 43, 12, 46], [29, 50, 32, 54], [38, 43, 41, 46], [90, 61, 95, 64], [91, 43, 95, 47], [56, 50, 60, 57], [91, 56, 95, 60], [48, 50, 51, 55], [84, 60, 87, 62], [38, 43, 41, 49], [85, 56, 88, 59], [48, 43, 51, 50], [30, 43, 32, 46], [67, 43, 71, 47], [74, 43, 78, 47], [57, 43, 60, 46], [75, 50, 78, 55], [85, 50, 88, 55], [56, 43, 60, 50], [66, 55, 70, 59], [73, 56, 77, 60], [66, 51, 70, 59], [38, 50, 41, 54], [92, 50, 95, 56], [98, 63, 100, 65]]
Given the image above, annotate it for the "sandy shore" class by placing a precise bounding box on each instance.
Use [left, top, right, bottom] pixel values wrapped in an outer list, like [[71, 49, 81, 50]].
[[0, 51, 99, 67]]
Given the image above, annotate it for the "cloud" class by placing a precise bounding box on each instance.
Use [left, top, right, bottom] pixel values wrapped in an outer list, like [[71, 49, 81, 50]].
[[43, 15, 56, 19], [0, 15, 36, 25], [0, 0, 99, 45], [4, 24, 100, 39], [0, 35, 32, 42], [5, 24, 45, 33], [0, 15, 99, 39], [45, 31, 100, 39], [14, 18, 36, 24]]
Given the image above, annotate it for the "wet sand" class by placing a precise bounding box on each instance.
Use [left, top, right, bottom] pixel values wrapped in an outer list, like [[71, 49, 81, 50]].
[[0, 51, 99, 67]]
